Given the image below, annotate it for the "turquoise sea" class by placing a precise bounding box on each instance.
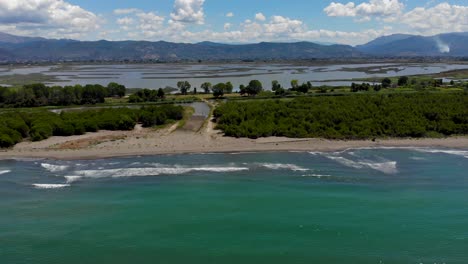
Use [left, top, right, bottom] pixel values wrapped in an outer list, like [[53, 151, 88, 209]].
[[1, 148, 468, 264]]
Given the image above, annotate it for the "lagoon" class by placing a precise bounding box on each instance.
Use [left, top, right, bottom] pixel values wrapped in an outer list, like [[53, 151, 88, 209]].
[[1, 62, 467, 88]]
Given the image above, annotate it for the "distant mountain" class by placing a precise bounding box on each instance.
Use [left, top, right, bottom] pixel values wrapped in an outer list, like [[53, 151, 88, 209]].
[[0, 32, 467, 62], [0, 32, 46, 44], [356, 32, 468, 57], [0, 35, 361, 62]]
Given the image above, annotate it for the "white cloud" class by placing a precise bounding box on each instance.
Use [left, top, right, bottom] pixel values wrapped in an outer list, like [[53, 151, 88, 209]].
[[113, 8, 140, 15], [170, 0, 205, 24], [224, 23, 232, 31], [226, 12, 234, 18], [137, 12, 165, 35], [264, 16, 303, 35], [401, 3, 468, 35], [0, 0, 100, 38], [324, 0, 404, 17], [255, 13, 266, 21], [117, 17, 134, 26]]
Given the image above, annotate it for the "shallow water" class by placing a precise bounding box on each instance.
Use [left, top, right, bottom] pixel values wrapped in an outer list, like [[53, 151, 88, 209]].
[[1, 148, 468, 264], [1, 63, 467, 88]]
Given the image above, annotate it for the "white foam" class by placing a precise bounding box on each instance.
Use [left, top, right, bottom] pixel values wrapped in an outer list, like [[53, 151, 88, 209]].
[[324, 155, 398, 174], [33, 184, 70, 189], [360, 161, 398, 174], [308, 152, 323, 155], [41, 163, 69, 173], [414, 149, 468, 159], [326, 156, 364, 169], [409, 157, 426, 161], [258, 163, 309, 171], [0, 170, 10, 175], [64, 176, 82, 183], [74, 166, 249, 178], [302, 174, 332, 178]]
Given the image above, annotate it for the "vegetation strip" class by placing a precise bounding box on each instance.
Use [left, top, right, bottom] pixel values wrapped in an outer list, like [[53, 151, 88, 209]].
[[213, 93, 468, 139]]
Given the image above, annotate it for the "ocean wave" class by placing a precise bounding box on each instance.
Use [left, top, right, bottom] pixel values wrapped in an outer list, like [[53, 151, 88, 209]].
[[302, 174, 331, 178], [64, 176, 82, 183], [360, 161, 398, 174], [33, 184, 70, 189], [409, 157, 426, 161], [258, 163, 309, 171], [324, 155, 398, 174], [308, 152, 323, 155], [41, 163, 69, 173], [414, 148, 468, 159], [0, 170, 11, 175], [73, 166, 249, 178]]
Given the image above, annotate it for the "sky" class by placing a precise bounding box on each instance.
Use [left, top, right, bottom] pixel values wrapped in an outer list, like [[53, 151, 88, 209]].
[[0, 0, 467, 45]]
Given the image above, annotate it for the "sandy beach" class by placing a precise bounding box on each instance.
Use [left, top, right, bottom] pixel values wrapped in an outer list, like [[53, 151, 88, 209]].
[[1, 116, 467, 160]]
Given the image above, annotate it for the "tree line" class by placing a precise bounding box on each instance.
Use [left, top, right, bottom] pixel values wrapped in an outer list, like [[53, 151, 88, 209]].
[[0, 82, 126, 108], [0, 105, 183, 148], [213, 93, 468, 139]]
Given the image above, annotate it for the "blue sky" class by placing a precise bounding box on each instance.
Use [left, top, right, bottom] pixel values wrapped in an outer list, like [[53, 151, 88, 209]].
[[0, 0, 467, 45]]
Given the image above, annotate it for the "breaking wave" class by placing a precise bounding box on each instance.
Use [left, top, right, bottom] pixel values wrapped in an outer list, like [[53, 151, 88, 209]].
[[64, 176, 82, 183], [0, 170, 11, 175], [73, 166, 249, 178], [414, 148, 468, 159], [41, 163, 69, 173], [33, 184, 70, 189], [323, 155, 398, 174], [258, 163, 309, 171], [302, 174, 331, 178]]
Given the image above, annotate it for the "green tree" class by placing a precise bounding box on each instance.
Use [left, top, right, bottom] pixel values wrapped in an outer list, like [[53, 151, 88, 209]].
[[201, 82, 212, 94], [239, 85, 247, 96], [382, 78, 392, 88], [157, 88, 165, 99], [291, 80, 299, 90], [272, 80, 282, 91], [246, 80, 263, 96], [397, 76, 409, 86], [107, 82, 126, 97], [212, 83, 226, 98], [225, 82, 234, 94], [177, 81, 191, 95]]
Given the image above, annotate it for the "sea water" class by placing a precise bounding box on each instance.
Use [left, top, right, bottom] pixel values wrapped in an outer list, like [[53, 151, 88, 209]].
[[1, 148, 467, 263]]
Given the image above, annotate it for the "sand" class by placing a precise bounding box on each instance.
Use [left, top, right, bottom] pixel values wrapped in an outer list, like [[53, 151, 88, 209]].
[[1, 118, 468, 160]]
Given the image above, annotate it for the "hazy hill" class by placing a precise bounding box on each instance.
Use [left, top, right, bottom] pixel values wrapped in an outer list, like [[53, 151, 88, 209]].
[[356, 32, 468, 56], [0, 31, 467, 62], [0, 37, 360, 62], [0, 32, 46, 44]]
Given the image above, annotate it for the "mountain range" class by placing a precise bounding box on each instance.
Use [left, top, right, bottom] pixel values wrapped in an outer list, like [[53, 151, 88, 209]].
[[0, 31, 467, 62]]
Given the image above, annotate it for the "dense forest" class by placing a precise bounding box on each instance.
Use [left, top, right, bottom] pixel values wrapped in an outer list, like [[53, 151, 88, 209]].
[[0, 105, 183, 148], [214, 93, 468, 139], [0, 82, 126, 108]]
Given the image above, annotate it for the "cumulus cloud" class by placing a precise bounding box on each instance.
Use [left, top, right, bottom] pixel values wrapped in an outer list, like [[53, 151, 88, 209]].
[[170, 0, 205, 24], [255, 13, 266, 21], [324, 0, 404, 17], [401, 3, 468, 35], [137, 12, 165, 34], [0, 0, 100, 38], [224, 23, 232, 30], [113, 8, 140, 15], [117, 17, 134, 26], [226, 12, 234, 18]]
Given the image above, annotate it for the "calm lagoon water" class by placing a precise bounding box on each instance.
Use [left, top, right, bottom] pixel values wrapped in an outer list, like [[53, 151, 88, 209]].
[[1, 148, 468, 263], [1, 63, 467, 88]]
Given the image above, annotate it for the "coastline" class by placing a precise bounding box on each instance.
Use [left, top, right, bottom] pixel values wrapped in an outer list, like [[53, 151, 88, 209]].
[[1, 121, 467, 160]]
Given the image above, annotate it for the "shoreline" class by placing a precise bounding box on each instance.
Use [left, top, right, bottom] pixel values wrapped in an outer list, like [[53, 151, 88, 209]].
[[1, 128, 467, 160]]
